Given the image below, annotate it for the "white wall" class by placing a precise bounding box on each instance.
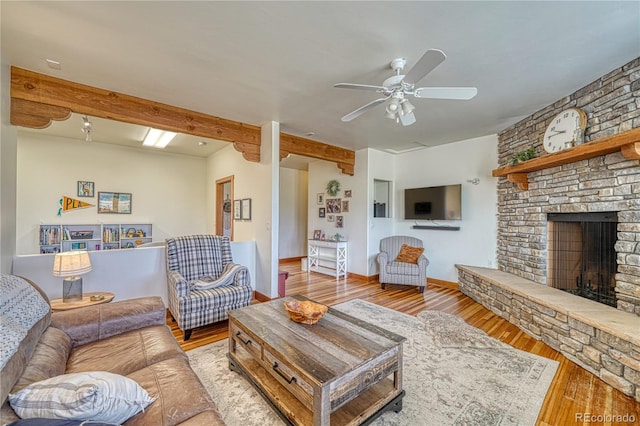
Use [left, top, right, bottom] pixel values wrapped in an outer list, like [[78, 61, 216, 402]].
[[304, 137, 497, 282], [393, 134, 499, 281], [279, 168, 308, 259], [16, 133, 208, 254], [206, 134, 276, 297], [348, 150, 370, 276], [12, 240, 256, 304], [308, 157, 368, 275], [1, 55, 18, 273], [368, 149, 396, 275]]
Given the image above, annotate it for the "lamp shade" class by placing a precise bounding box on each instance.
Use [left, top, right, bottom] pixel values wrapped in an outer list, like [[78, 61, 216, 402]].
[[52, 251, 92, 277]]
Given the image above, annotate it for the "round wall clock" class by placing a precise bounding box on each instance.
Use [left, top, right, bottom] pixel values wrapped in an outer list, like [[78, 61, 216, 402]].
[[543, 107, 587, 153]]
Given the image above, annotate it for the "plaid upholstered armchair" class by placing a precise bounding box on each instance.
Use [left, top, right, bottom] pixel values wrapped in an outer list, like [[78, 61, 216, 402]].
[[166, 235, 252, 340], [377, 235, 429, 294]]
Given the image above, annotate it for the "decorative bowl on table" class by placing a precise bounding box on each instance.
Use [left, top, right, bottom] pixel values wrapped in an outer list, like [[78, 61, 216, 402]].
[[284, 300, 328, 325]]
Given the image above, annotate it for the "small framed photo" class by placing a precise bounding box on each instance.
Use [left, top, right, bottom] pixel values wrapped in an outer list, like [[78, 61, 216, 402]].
[[342, 200, 349, 213], [319, 207, 326, 218], [233, 200, 242, 220], [241, 198, 252, 220], [327, 215, 335, 222], [344, 190, 352, 198], [313, 229, 321, 240], [98, 192, 131, 214], [77, 181, 94, 197], [326, 198, 341, 213], [71, 242, 87, 250], [317, 193, 324, 204], [336, 216, 344, 228]]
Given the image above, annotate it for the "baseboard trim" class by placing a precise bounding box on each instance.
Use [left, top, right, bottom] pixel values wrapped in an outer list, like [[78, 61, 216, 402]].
[[347, 272, 378, 282], [253, 291, 274, 302], [279, 256, 304, 264], [427, 277, 459, 290]]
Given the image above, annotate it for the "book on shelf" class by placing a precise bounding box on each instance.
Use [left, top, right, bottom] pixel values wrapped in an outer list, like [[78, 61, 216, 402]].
[[40, 226, 60, 245]]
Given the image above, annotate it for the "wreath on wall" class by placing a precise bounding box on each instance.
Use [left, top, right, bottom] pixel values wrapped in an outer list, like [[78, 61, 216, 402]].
[[326, 179, 341, 197]]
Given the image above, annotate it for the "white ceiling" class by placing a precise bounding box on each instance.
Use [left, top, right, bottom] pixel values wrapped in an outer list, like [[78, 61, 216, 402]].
[[16, 113, 231, 157], [2, 2, 639, 158]]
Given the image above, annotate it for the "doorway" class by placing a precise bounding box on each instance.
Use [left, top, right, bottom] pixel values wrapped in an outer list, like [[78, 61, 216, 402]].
[[216, 176, 234, 239]]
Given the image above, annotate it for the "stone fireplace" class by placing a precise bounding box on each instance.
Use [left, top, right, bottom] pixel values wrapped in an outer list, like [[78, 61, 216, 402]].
[[458, 57, 640, 402], [496, 56, 640, 316], [547, 212, 617, 307]]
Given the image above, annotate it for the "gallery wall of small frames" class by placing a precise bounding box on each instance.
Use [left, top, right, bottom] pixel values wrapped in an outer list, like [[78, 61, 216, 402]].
[[314, 182, 351, 240]]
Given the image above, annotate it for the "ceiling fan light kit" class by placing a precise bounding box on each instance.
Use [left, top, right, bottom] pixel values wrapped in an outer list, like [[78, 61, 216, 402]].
[[401, 99, 415, 115], [335, 49, 477, 126]]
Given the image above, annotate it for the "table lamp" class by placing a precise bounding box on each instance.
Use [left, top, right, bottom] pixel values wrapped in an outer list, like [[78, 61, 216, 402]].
[[52, 251, 92, 302]]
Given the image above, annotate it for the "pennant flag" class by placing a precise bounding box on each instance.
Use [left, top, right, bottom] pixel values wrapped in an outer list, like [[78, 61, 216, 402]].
[[58, 196, 94, 215]]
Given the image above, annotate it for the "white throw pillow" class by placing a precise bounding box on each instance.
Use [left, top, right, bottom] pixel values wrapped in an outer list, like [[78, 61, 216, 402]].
[[8, 371, 155, 424]]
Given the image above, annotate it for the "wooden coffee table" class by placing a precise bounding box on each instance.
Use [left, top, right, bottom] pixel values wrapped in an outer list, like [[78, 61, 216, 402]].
[[228, 295, 405, 426]]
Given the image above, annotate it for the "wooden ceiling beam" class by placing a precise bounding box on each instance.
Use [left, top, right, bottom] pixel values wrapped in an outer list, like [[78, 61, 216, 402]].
[[11, 98, 72, 129], [10, 66, 357, 171], [280, 133, 355, 176], [10, 66, 261, 161]]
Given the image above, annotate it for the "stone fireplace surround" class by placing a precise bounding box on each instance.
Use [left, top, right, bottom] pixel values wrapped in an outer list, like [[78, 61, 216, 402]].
[[497, 57, 640, 315], [457, 57, 640, 401]]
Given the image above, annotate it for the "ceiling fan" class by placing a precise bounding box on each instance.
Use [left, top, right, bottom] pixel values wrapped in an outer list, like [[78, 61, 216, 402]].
[[334, 49, 477, 126]]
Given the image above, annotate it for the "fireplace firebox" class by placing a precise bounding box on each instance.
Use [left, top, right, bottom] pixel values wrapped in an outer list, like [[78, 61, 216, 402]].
[[547, 212, 617, 307]]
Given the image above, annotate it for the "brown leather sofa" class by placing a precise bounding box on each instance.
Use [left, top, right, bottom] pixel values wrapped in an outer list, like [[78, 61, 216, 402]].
[[1, 277, 224, 425]]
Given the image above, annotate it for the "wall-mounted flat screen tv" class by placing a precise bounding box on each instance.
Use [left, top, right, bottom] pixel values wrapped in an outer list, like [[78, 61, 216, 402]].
[[404, 184, 462, 220]]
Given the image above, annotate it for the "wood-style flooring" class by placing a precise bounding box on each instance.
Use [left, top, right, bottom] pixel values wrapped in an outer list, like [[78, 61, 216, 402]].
[[169, 262, 640, 426]]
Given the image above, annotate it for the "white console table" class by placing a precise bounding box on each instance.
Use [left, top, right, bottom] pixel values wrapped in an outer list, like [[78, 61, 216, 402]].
[[307, 239, 347, 280]]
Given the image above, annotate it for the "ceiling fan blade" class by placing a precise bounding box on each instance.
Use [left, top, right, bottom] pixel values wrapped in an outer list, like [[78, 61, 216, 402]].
[[341, 97, 389, 122], [414, 87, 478, 100], [402, 49, 447, 86], [399, 110, 416, 126], [334, 83, 387, 92]]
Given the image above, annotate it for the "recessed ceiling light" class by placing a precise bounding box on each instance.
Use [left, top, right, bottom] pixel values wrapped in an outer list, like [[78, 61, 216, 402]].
[[45, 59, 61, 70], [198, 141, 207, 147], [143, 128, 176, 148], [305, 132, 315, 137]]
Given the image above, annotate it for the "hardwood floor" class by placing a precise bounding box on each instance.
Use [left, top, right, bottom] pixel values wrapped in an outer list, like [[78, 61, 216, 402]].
[[169, 262, 640, 425]]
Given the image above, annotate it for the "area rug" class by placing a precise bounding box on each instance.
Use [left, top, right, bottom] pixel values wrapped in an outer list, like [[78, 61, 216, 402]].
[[187, 299, 558, 426]]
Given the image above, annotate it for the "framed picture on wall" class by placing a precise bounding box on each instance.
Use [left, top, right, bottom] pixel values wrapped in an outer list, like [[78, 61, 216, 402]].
[[77, 181, 94, 197], [326, 198, 341, 213], [319, 207, 326, 218], [97, 192, 131, 214], [342, 200, 349, 212], [336, 216, 344, 228], [233, 200, 242, 220], [344, 190, 352, 198], [327, 215, 335, 222], [317, 193, 324, 204], [241, 198, 252, 220]]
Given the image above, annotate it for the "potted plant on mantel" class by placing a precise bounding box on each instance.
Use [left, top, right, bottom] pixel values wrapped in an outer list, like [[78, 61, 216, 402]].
[[510, 146, 536, 165]]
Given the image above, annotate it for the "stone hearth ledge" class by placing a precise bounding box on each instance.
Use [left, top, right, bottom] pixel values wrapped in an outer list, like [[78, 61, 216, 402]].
[[456, 264, 640, 401], [456, 265, 640, 345]]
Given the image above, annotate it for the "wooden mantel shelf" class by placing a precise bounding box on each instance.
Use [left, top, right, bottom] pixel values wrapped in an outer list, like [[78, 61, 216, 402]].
[[492, 127, 640, 190]]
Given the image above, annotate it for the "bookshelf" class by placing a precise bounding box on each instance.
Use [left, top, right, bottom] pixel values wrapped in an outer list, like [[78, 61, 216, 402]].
[[39, 223, 152, 253]]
